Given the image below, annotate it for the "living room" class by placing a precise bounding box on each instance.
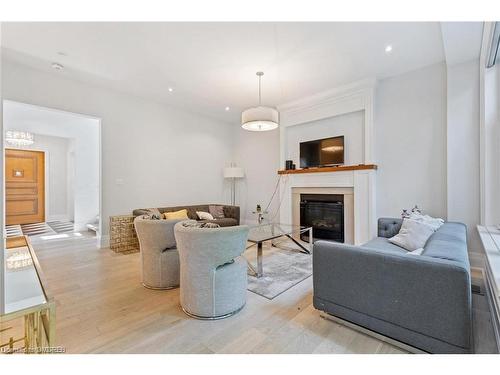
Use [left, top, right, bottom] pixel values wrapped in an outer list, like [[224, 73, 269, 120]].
[[1, 0, 500, 373]]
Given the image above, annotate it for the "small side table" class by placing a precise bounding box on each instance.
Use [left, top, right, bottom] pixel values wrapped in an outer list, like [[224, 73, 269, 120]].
[[252, 210, 269, 224], [109, 215, 140, 253]]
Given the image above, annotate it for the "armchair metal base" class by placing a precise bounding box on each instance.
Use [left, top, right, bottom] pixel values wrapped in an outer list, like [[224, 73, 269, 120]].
[[181, 304, 245, 320], [141, 282, 179, 290]]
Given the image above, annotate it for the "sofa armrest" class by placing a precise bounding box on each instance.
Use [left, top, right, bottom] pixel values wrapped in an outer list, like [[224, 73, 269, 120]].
[[313, 240, 472, 350], [223, 205, 240, 224]]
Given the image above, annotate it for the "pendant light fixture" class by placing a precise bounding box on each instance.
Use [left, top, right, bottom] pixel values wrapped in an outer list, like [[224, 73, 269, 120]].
[[5, 131, 35, 147], [241, 72, 279, 131]]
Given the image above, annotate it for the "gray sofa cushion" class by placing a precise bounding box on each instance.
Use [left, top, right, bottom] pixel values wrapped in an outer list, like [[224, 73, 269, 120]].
[[361, 237, 408, 255], [423, 222, 469, 268]]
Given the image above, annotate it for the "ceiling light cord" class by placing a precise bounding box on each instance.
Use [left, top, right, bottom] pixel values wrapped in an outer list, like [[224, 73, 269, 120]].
[[257, 71, 264, 106], [259, 75, 261, 105]]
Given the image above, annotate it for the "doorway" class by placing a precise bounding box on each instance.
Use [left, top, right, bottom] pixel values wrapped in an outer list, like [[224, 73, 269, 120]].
[[3, 100, 101, 242], [5, 149, 45, 225]]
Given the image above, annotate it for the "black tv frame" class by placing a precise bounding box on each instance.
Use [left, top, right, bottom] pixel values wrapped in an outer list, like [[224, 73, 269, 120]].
[[299, 135, 345, 169]]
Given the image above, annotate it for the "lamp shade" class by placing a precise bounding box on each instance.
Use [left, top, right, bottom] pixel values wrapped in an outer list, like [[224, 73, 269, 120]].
[[241, 106, 279, 132], [223, 167, 244, 179]]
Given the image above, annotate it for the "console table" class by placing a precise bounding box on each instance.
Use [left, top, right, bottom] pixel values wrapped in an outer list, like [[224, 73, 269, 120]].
[[1, 236, 56, 354]]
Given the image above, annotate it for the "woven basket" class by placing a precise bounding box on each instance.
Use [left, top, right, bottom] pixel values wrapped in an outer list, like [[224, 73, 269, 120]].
[[109, 215, 139, 253]]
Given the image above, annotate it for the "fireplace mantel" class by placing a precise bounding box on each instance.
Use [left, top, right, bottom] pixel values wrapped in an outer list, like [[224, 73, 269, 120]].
[[278, 164, 377, 175], [279, 167, 376, 245]]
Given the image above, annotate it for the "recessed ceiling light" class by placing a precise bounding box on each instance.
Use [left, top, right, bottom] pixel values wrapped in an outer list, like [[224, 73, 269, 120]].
[[168, 87, 174, 92], [51, 62, 64, 70], [385, 45, 393, 53], [225, 107, 230, 111]]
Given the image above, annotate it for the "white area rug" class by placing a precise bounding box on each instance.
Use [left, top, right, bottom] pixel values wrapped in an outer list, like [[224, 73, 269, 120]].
[[245, 240, 312, 300]]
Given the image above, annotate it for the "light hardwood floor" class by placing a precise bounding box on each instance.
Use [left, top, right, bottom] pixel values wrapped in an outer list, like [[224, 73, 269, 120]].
[[29, 235, 407, 354]]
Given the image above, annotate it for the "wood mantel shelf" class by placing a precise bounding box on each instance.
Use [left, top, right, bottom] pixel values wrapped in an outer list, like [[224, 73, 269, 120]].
[[278, 164, 377, 175]]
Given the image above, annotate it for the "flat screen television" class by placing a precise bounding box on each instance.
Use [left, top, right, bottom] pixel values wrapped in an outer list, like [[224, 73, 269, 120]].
[[300, 136, 344, 168]]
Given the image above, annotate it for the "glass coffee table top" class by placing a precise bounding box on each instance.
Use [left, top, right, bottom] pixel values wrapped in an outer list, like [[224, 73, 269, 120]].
[[246, 223, 313, 278], [247, 222, 309, 243]]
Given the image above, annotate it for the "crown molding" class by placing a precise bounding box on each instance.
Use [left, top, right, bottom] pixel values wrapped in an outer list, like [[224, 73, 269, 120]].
[[277, 77, 377, 114], [278, 77, 377, 167]]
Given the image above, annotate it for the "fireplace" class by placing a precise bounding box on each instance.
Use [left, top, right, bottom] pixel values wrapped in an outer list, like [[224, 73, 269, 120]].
[[300, 194, 344, 242]]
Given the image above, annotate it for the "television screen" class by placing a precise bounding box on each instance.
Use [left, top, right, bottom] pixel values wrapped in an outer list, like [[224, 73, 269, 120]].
[[300, 136, 344, 168]]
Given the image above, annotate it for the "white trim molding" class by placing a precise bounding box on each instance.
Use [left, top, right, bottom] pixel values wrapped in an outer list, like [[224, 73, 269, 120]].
[[99, 234, 109, 249], [477, 225, 500, 351], [277, 78, 376, 168]]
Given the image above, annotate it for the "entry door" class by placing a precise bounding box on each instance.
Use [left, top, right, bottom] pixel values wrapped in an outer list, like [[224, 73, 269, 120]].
[[5, 149, 45, 225]]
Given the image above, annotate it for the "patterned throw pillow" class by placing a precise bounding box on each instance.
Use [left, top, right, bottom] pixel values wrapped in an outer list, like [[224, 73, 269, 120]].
[[181, 220, 220, 229], [202, 222, 220, 228], [209, 205, 225, 219], [143, 208, 162, 220]]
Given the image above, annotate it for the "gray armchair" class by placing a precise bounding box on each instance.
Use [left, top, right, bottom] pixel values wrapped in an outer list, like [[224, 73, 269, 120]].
[[174, 222, 249, 320], [134, 217, 182, 290]]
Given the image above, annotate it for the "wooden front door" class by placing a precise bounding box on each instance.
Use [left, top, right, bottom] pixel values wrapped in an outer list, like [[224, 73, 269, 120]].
[[5, 149, 45, 225]]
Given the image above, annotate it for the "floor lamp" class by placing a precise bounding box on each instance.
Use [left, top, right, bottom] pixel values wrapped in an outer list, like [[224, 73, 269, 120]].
[[224, 166, 244, 206]]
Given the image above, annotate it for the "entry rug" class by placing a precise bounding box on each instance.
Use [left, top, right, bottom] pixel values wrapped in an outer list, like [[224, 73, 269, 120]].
[[245, 241, 312, 300], [5, 221, 75, 238]]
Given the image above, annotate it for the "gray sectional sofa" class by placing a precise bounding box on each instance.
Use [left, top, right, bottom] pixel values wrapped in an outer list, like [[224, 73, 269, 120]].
[[133, 204, 240, 227], [313, 218, 472, 354]]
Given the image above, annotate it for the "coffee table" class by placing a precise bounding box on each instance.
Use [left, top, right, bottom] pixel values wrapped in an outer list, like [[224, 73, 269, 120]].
[[246, 223, 313, 278]]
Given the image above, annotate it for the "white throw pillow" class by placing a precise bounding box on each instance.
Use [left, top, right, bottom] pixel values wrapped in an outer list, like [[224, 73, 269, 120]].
[[196, 211, 214, 220], [408, 212, 444, 231], [408, 248, 424, 256], [388, 219, 435, 251]]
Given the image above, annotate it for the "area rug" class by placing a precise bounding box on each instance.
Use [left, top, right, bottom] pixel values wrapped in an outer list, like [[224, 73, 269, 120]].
[[5, 221, 75, 239], [245, 241, 312, 300]]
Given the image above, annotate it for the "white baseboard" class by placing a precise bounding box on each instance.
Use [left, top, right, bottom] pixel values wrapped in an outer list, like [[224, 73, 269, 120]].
[[47, 214, 70, 222], [73, 222, 89, 232], [99, 234, 110, 249]]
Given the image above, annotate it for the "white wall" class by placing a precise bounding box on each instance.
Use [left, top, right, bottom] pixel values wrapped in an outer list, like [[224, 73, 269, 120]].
[[5, 133, 71, 221], [284, 110, 364, 167], [1, 60, 234, 238], [375, 63, 447, 219], [232, 126, 280, 224], [446, 60, 481, 253]]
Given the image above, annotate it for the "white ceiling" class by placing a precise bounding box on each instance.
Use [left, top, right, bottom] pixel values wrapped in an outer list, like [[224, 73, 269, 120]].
[[0, 22, 482, 123], [440, 22, 483, 65]]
